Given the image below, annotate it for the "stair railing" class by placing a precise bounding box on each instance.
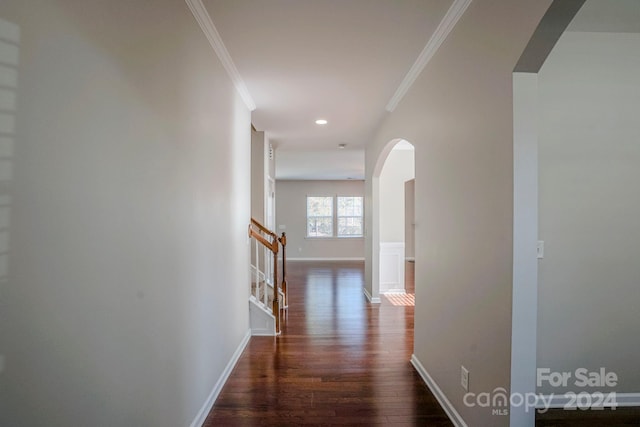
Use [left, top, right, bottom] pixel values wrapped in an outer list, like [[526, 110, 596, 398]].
[[248, 218, 282, 334]]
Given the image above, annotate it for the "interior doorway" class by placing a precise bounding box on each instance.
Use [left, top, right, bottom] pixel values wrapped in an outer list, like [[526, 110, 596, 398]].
[[372, 139, 415, 301]]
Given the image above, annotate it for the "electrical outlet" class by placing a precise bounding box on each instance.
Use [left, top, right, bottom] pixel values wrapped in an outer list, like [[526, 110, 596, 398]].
[[461, 366, 469, 391], [537, 240, 544, 259]]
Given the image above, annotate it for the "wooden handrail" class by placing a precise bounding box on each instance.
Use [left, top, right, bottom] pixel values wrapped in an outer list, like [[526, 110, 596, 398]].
[[248, 226, 279, 254], [248, 217, 279, 254], [251, 217, 278, 239]]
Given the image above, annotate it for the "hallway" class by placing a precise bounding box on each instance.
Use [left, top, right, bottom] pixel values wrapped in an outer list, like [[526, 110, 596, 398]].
[[204, 261, 452, 426]]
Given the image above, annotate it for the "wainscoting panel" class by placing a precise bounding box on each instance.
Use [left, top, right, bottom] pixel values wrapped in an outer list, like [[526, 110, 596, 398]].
[[380, 242, 405, 294]]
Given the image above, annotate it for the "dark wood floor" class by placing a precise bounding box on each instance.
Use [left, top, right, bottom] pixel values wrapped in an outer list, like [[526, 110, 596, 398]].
[[204, 260, 452, 426], [204, 260, 640, 426]]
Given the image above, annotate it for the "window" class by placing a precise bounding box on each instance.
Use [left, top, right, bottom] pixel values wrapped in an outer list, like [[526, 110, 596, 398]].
[[306, 196, 363, 238], [307, 196, 333, 237], [337, 196, 363, 237]]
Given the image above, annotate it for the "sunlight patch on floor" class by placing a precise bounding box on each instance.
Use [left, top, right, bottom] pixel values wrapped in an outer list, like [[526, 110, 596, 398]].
[[384, 293, 415, 306]]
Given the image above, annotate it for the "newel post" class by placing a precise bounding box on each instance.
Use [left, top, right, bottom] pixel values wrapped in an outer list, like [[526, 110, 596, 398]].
[[272, 237, 280, 335], [280, 232, 287, 308]]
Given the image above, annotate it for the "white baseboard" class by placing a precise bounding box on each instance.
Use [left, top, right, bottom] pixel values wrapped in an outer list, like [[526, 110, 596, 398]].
[[610, 393, 640, 407], [381, 289, 407, 295], [363, 287, 381, 304], [411, 355, 468, 427], [251, 329, 275, 336], [536, 392, 640, 409], [190, 329, 251, 427], [288, 257, 365, 261]]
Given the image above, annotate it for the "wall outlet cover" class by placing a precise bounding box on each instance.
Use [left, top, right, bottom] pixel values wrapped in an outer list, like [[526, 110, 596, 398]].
[[537, 240, 544, 259]]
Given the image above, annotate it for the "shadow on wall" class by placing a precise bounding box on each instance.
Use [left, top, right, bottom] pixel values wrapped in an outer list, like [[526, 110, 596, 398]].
[[0, 15, 19, 377]]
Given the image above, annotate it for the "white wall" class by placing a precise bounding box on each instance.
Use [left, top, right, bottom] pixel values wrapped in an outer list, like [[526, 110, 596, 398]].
[[0, 1, 251, 426], [276, 180, 364, 260], [405, 179, 415, 259], [537, 31, 640, 394], [364, 1, 552, 425], [379, 148, 415, 243], [251, 130, 266, 223], [251, 129, 276, 225]]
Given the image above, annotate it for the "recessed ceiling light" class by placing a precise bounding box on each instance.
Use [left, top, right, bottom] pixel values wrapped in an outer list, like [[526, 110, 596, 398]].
[[315, 119, 328, 125]]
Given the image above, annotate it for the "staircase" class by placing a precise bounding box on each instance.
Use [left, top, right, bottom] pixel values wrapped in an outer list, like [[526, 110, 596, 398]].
[[248, 218, 287, 336]]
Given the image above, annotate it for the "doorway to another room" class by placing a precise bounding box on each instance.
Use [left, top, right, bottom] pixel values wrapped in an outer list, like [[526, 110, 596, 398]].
[[376, 139, 415, 307]]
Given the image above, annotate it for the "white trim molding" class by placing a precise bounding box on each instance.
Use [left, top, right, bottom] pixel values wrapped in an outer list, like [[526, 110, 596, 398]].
[[190, 329, 251, 427], [536, 392, 640, 409], [385, 0, 472, 112], [185, 0, 256, 111], [411, 355, 468, 427], [363, 287, 381, 304]]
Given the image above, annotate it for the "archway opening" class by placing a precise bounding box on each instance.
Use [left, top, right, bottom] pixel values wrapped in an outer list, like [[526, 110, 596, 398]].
[[371, 139, 415, 304]]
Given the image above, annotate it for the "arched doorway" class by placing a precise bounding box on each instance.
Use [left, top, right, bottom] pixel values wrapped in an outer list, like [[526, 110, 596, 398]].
[[370, 138, 415, 302]]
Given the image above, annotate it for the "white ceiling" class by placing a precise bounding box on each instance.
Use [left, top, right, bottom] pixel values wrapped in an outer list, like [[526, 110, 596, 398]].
[[203, 0, 454, 179], [276, 150, 365, 181]]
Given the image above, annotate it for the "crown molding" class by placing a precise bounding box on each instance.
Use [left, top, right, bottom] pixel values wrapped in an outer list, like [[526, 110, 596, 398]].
[[385, 0, 472, 112], [185, 0, 257, 111]]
